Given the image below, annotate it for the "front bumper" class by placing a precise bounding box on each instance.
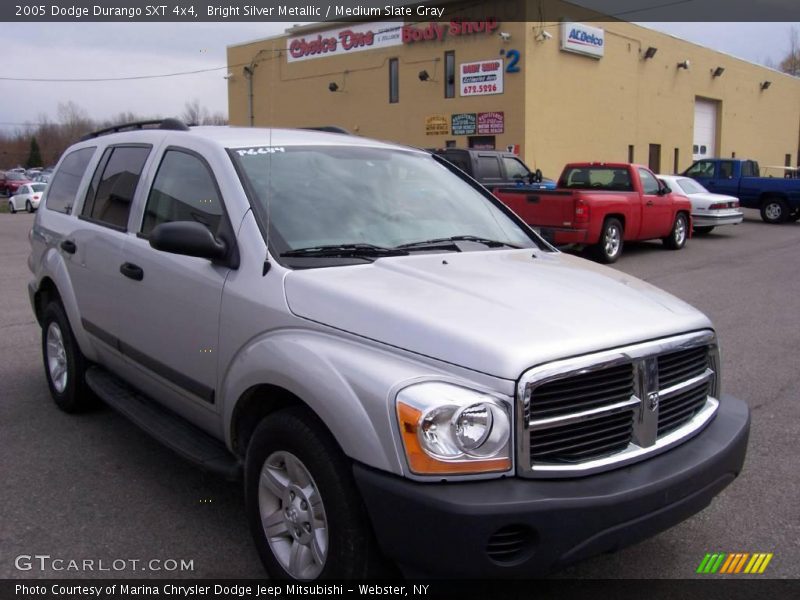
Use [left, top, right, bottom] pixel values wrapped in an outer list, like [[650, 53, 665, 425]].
[[354, 394, 749, 577]]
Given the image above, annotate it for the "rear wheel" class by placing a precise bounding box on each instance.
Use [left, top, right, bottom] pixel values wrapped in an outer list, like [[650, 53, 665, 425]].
[[594, 218, 623, 263], [41, 301, 95, 413], [663, 213, 688, 250], [245, 408, 382, 580], [693, 226, 714, 235], [760, 198, 788, 224], [26, 200, 33, 213]]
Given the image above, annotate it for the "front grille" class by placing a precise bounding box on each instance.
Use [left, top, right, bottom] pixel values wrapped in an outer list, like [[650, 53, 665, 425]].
[[530, 409, 634, 463], [528, 364, 634, 420], [520, 332, 719, 477], [658, 346, 709, 389], [658, 380, 709, 436]]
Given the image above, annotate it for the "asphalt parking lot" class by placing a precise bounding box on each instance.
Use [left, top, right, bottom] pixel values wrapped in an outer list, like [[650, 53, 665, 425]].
[[1, 210, 798, 580]]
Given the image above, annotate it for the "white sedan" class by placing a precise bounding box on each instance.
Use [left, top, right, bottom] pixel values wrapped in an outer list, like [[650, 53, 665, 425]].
[[8, 183, 47, 213], [659, 175, 743, 234]]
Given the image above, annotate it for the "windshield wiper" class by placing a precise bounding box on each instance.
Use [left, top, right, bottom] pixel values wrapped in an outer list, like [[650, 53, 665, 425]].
[[396, 235, 521, 250], [281, 243, 410, 259]]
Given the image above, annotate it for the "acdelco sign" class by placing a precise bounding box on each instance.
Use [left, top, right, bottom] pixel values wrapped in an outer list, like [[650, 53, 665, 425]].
[[287, 22, 403, 62], [560, 22, 605, 58]]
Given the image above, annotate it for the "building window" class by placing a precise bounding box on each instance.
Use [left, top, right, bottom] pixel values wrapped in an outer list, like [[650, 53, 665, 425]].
[[468, 136, 495, 150], [627, 145, 634, 163], [444, 51, 455, 99], [445, 140, 456, 148], [389, 58, 399, 104], [673, 148, 679, 174]]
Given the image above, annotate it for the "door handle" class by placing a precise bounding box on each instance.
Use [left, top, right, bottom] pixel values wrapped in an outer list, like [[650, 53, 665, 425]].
[[119, 262, 144, 281], [646, 200, 654, 206], [60, 240, 77, 254]]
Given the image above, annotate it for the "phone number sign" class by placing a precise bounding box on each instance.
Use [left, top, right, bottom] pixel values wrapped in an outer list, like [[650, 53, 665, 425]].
[[459, 59, 504, 96]]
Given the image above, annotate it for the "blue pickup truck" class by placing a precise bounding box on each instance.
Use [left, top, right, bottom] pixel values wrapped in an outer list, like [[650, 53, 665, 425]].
[[683, 158, 800, 223]]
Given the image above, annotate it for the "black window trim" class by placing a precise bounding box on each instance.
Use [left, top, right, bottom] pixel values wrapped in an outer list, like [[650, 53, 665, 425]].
[[78, 142, 153, 232]]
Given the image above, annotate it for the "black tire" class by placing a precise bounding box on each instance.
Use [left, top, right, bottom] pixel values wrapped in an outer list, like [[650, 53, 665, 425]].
[[693, 226, 715, 235], [26, 200, 33, 213], [41, 301, 95, 413], [663, 213, 688, 250], [593, 217, 624, 263], [245, 407, 382, 580], [8, 201, 15, 214], [760, 197, 788, 224]]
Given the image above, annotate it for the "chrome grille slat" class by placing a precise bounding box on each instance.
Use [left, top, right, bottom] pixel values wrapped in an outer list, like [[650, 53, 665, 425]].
[[518, 331, 720, 478]]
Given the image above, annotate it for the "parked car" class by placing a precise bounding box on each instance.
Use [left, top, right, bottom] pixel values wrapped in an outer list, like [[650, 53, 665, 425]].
[[659, 175, 743, 234], [493, 162, 693, 263], [25, 168, 42, 180], [682, 158, 800, 224], [28, 121, 749, 580], [8, 182, 46, 213], [3, 171, 31, 197], [431, 148, 556, 190]]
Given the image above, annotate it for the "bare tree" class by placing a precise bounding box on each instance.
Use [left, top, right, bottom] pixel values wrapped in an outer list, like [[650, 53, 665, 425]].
[[777, 27, 800, 77], [181, 99, 209, 126]]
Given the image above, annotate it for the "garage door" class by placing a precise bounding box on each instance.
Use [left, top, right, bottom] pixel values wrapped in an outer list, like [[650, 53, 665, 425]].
[[693, 99, 718, 161]]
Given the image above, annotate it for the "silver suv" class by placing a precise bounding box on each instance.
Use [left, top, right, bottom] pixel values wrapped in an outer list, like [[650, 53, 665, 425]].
[[28, 120, 750, 579]]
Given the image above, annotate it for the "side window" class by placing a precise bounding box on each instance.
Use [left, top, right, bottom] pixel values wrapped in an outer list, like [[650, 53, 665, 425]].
[[638, 168, 660, 195], [82, 146, 150, 229], [718, 161, 734, 179], [476, 156, 502, 180], [502, 157, 530, 180], [45, 147, 96, 214], [141, 149, 224, 237]]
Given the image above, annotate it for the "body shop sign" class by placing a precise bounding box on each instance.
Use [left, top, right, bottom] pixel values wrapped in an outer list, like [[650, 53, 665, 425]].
[[478, 112, 504, 134], [451, 113, 476, 135], [287, 22, 403, 62], [460, 60, 504, 96]]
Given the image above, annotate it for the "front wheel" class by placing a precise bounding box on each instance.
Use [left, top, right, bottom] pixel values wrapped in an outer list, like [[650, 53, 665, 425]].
[[41, 302, 95, 412], [760, 198, 788, 224], [8, 201, 15, 214], [593, 218, 624, 263], [245, 408, 381, 580], [693, 226, 714, 235], [663, 213, 688, 250]]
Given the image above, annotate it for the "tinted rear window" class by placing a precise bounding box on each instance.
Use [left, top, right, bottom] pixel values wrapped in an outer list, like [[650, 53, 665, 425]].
[[560, 167, 633, 191]]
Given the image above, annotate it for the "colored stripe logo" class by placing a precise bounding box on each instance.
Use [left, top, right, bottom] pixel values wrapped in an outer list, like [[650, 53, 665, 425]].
[[697, 552, 773, 574]]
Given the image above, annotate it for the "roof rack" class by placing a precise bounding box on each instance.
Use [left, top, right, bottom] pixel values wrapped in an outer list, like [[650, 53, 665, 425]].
[[80, 118, 189, 141], [302, 126, 351, 135]]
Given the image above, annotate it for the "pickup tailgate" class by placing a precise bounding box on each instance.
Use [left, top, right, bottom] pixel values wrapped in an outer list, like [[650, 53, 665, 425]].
[[493, 188, 576, 228]]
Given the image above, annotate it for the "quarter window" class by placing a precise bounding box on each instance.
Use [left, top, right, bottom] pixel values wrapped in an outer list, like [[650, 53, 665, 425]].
[[45, 147, 96, 214], [141, 149, 223, 236], [83, 146, 151, 229]]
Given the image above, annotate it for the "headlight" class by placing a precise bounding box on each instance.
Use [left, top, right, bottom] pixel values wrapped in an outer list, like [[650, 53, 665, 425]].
[[396, 382, 512, 475]]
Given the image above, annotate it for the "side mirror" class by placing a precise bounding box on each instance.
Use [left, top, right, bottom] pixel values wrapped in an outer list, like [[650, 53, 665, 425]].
[[657, 182, 671, 195], [149, 221, 227, 261]]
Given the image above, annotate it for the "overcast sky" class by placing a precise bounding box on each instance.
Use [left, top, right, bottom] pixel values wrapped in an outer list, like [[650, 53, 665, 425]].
[[0, 21, 796, 132]]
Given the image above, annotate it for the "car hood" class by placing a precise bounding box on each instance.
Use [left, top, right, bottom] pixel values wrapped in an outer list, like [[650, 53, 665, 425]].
[[283, 250, 712, 380]]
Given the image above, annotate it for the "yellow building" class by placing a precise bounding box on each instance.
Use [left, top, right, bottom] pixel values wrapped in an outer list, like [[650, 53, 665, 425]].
[[226, 1, 800, 179]]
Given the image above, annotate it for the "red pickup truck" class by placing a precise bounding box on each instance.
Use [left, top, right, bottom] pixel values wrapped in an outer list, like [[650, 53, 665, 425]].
[[493, 162, 692, 262]]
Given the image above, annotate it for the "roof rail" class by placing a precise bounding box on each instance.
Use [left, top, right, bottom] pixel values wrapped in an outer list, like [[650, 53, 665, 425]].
[[302, 126, 351, 135], [80, 118, 189, 141]]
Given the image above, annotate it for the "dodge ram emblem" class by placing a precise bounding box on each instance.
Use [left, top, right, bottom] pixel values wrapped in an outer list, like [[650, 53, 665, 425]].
[[647, 392, 660, 411]]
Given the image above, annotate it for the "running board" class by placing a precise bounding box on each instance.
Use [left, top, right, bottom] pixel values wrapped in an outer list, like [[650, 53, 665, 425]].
[[85, 366, 241, 481]]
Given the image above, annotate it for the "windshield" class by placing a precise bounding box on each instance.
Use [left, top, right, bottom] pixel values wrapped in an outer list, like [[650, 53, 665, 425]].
[[232, 145, 541, 264]]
